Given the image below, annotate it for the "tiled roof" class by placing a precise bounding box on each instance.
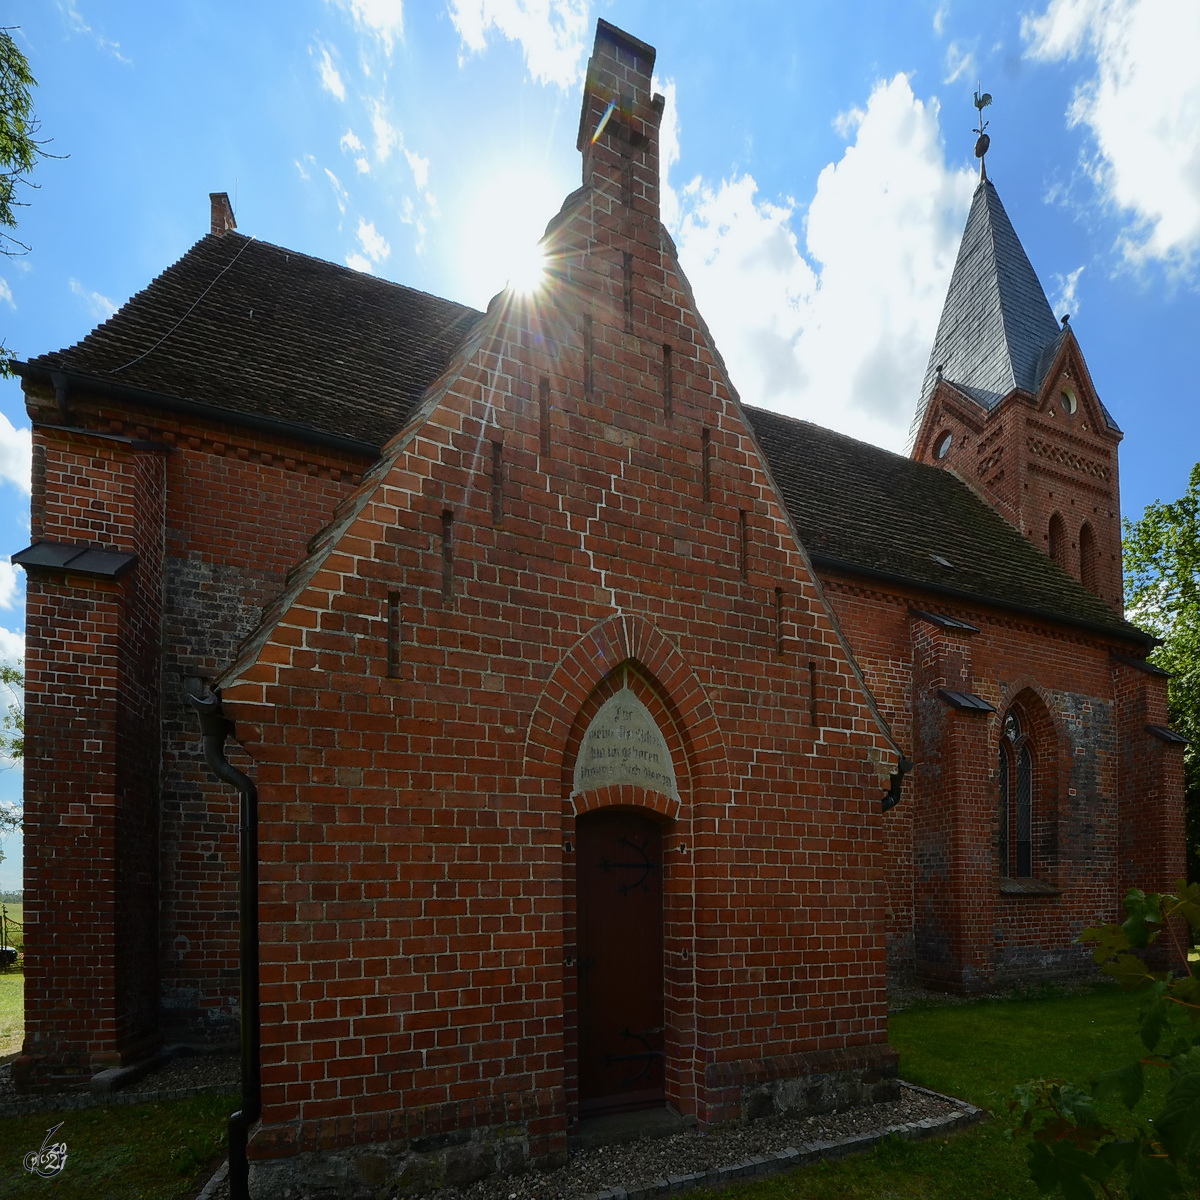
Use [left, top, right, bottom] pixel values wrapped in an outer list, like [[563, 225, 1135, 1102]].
[[27, 227, 1143, 643], [746, 405, 1148, 642], [29, 233, 484, 448], [911, 180, 1061, 437]]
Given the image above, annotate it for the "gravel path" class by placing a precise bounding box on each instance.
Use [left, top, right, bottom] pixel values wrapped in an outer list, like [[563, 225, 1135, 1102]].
[[0, 1050, 239, 1115], [191, 1082, 977, 1200]]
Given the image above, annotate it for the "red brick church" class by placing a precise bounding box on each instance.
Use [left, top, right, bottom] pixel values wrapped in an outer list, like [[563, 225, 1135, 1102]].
[[12, 19, 1184, 1197]]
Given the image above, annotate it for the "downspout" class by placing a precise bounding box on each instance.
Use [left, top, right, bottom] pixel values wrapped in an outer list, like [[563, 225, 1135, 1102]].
[[881, 757, 914, 813], [190, 692, 259, 1200], [50, 369, 74, 423]]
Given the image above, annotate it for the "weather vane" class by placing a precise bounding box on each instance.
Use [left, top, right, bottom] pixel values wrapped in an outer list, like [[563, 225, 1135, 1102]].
[[974, 85, 992, 181]]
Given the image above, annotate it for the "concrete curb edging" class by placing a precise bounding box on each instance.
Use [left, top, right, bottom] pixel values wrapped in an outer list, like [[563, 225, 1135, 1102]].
[[195, 1159, 229, 1200], [577, 1085, 986, 1200]]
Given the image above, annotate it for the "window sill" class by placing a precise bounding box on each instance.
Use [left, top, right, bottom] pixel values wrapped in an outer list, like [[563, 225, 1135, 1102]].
[[999, 877, 1061, 897]]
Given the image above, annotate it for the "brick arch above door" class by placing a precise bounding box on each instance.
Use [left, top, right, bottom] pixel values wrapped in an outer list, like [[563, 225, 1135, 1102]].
[[523, 613, 731, 806]]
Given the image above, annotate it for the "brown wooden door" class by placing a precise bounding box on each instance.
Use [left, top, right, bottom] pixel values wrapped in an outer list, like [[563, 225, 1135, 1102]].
[[576, 809, 665, 1115]]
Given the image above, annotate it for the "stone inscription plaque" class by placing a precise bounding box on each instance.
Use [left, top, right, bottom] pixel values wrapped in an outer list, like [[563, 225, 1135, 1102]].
[[573, 688, 678, 800]]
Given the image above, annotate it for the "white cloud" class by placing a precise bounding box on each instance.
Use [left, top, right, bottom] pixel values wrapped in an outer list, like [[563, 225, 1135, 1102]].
[[0, 626, 22, 666], [404, 147, 430, 195], [314, 44, 347, 101], [347, 219, 391, 272], [356, 219, 391, 264], [324, 167, 349, 215], [0, 560, 19, 610], [58, 0, 130, 62], [676, 176, 817, 399], [0, 414, 31, 495], [1024, 0, 1200, 272], [654, 75, 681, 231], [943, 40, 975, 84], [933, 4, 949, 35], [671, 74, 976, 450], [0, 279, 13, 309], [294, 154, 317, 181], [1051, 264, 1085, 319], [368, 97, 400, 164], [69, 278, 117, 320], [328, 0, 405, 56], [340, 129, 371, 174], [449, 0, 590, 89], [397, 195, 429, 255]]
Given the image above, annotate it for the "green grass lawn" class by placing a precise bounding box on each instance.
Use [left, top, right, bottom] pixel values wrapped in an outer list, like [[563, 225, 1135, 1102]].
[[2, 1093, 234, 1200], [0, 965, 22, 1056], [703, 984, 1160, 1200], [3, 957, 235, 1199], [0, 983, 1162, 1200]]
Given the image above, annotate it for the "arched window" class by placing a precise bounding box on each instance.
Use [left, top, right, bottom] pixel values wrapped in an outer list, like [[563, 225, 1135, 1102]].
[[1079, 522, 1098, 594], [998, 709, 1034, 877], [1048, 513, 1066, 568]]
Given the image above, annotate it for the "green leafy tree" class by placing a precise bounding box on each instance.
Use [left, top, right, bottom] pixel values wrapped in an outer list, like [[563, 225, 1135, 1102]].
[[1011, 885, 1200, 1198], [1124, 464, 1200, 878], [0, 664, 21, 869], [0, 27, 45, 257], [0, 663, 21, 762], [1, 25, 53, 375]]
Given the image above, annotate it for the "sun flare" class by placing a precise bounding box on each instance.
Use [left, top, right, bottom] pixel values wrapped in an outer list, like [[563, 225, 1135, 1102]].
[[457, 164, 564, 307], [508, 245, 548, 295]]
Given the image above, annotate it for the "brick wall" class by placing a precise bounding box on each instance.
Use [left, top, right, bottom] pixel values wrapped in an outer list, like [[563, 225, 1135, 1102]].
[[17, 430, 167, 1087], [154, 422, 366, 1045], [818, 567, 1184, 992], [210, 24, 900, 1181], [18, 386, 370, 1079]]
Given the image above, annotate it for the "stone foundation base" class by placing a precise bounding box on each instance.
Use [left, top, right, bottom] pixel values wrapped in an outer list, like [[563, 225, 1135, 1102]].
[[741, 1063, 900, 1123], [705, 1043, 900, 1126], [248, 1122, 559, 1200], [245, 1050, 902, 1198]]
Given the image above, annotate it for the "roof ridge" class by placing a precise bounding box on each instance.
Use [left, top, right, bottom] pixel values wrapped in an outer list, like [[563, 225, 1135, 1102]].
[[221, 232, 485, 315]]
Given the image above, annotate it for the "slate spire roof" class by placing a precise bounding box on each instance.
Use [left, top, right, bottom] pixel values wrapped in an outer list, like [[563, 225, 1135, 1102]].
[[910, 179, 1062, 439]]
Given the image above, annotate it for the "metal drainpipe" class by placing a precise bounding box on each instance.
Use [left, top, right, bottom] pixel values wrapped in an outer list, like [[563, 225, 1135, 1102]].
[[190, 692, 260, 1200], [50, 369, 74, 423], [881, 757, 914, 812]]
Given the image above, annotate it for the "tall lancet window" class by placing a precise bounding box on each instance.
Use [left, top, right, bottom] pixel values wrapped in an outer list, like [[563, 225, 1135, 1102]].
[[998, 709, 1033, 878]]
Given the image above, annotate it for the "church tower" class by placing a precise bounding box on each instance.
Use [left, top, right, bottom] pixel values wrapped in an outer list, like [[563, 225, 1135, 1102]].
[[910, 139, 1124, 613]]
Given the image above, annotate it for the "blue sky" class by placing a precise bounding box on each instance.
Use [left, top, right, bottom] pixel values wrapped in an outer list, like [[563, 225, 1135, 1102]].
[[1, 0, 1199, 888]]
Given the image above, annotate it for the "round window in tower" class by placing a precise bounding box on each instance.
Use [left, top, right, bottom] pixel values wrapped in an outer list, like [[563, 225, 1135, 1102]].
[[934, 431, 953, 459], [1060, 388, 1078, 416]]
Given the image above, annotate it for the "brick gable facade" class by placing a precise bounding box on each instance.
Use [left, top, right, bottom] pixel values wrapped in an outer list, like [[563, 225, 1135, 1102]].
[[11, 18, 1184, 1197]]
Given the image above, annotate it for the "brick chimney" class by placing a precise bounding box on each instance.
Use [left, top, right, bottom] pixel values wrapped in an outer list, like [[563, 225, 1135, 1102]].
[[576, 20, 664, 220], [209, 192, 237, 236]]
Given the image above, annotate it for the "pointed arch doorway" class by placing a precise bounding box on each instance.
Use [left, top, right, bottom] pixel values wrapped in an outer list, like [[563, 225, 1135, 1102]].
[[576, 807, 665, 1116]]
